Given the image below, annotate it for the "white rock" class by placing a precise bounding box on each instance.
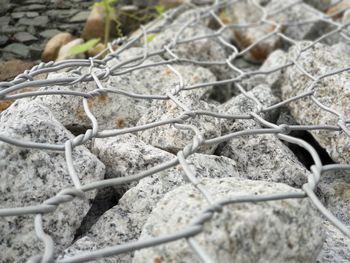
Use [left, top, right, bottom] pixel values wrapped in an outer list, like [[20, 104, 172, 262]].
[[133, 177, 323, 263], [281, 41, 350, 164], [0, 100, 105, 262], [56, 38, 86, 61]]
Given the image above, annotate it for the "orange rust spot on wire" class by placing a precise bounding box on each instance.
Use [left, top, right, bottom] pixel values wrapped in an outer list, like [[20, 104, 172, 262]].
[[115, 117, 125, 129]]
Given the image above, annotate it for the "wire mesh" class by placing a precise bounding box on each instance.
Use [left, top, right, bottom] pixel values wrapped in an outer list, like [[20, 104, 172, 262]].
[[0, 0, 350, 262]]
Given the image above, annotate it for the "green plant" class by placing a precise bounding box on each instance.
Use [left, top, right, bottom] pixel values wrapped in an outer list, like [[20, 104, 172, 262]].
[[69, 0, 120, 56]]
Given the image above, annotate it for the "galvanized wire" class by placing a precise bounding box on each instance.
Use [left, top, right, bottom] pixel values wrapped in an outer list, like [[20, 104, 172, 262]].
[[0, 0, 350, 262]]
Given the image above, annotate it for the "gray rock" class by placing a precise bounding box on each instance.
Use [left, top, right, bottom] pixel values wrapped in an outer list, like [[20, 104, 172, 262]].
[[69, 11, 90, 22], [317, 169, 350, 227], [281, 41, 350, 164], [217, 85, 309, 187], [39, 29, 62, 39], [317, 220, 350, 263], [258, 49, 288, 96], [0, 35, 8, 46], [3, 43, 30, 58], [137, 93, 221, 154], [60, 154, 241, 262], [15, 4, 46, 11], [267, 0, 329, 41], [219, 84, 280, 133], [17, 15, 49, 27], [134, 177, 323, 263], [92, 134, 174, 195], [0, 100, 105, 262], [148, 21, 230, 80], [304, 0, 339, 12], [13, 32, 38, 42], [32, 48, 215, 131], [225, 0, 281, 63], [0, 0, 10, 15]]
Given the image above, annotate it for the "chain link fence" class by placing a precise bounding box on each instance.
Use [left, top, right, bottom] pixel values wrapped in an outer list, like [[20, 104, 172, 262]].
[[0, 0, 350, 262]]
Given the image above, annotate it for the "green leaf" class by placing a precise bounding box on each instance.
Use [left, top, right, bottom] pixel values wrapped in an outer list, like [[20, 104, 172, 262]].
[[155, 4, 165, 15], [69, 38, 101, 55], [146, 33, 158, 43]]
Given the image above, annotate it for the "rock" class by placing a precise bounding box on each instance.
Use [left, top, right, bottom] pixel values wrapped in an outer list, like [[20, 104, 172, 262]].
[[3, 43, 30, 58], [60, 153, 241, 262], [159, 0, 184, 9], [134, 177, 323, 263], [0, 100, 105, 262], [92, 134, 174, 195], [317, 169, 350, 227], [137, 93, 221, 154], [32, 47, 216, 131], [81, 6, 118, 41], [225, 1, 281, 63], [225, 0, 328, 62], [56, 38, 86, 61], [70, 10, 90, 23], [148, 20, 230, 80], [267, 0, 328, 41], [317, 220, 350, 263], [15, 4, 46, 11], [0, 35, 8, 46], [41, 32, 74, 62], [217, 85, 310, 187], [258, 49, 288, 96], [0, 59, 33, 82], [13, 32, 38, 42], [280, 41, 350, 164], [219, 84, 280, 133], [0, 0, 10, 15], [39, 29, 62, 39], [305, 0, 339, 12], [17, 15, 49, 27]]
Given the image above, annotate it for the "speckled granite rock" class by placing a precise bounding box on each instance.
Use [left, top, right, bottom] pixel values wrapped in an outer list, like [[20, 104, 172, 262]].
[[0, 100, 105, 262], [148, 21, 230, 80], [92, 134, 174, 195], [317, 169, 350, 227], [60, 154, 240, 262], [317, 220, 350, 263], [224, 0, 281, 63], [133, 177, 323, 263], [258, 49, 288, 96], [32, 48, 215, 131], [217, 85, 310, 187], [137, 92, 222, 154], [219, 84, 280, 133], [224, 0, 327, 63], [305, 0, 339, 12], [281, 41, 350, 164]]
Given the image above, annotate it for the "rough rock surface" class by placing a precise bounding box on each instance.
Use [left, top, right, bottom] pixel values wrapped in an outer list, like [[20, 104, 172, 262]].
[[217, 85, 310, 187], [32, 48, 216, 131], [281, 41, 350, 164], [148, 19, 230, 80], [317, 220, 350, 263], [137, 92, 222, 154], [92, 134, 174, 195], [133, 177, 323, 263], [60, 154, 241, 262], [224, 0, 327, 63], [0, 100, 105, 262]]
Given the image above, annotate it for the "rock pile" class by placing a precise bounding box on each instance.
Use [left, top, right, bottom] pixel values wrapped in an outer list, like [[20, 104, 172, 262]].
[[0, 1, 349, 263]]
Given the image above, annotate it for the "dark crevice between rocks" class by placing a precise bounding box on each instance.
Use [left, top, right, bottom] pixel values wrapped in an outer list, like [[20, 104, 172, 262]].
[[282, 130, 335, 170], [74, 186, 120, 241]]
